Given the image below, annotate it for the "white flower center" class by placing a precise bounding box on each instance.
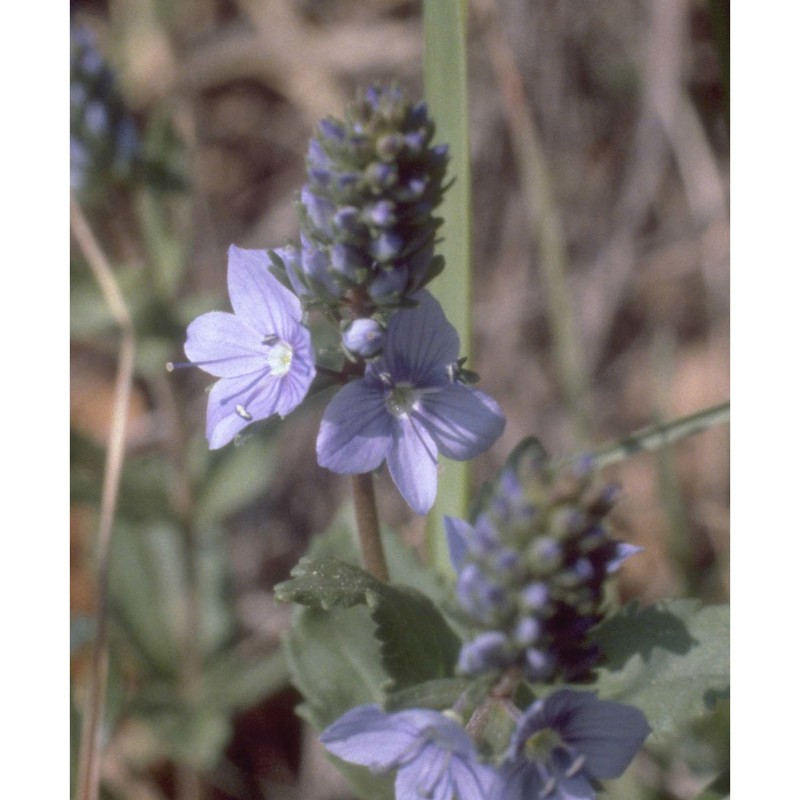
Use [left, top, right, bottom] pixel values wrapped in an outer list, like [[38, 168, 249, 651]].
[[386, 383, 419, 417], [264, 337, 294, 377]]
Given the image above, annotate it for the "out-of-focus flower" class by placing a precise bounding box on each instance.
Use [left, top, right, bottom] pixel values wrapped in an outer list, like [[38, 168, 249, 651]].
[[172, 246, 315, 448], [316, 291, 505, 515], [70, 24, 140, 190], [491, 690, 650, 800], [320, 704, 498, 800]]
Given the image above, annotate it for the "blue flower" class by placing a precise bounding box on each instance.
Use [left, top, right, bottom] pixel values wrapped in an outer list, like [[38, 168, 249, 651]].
[[320, 704, 497, 800], [491, 691, 650, 800], [316, 291, 506, 515], [174, 245, 316, 448]]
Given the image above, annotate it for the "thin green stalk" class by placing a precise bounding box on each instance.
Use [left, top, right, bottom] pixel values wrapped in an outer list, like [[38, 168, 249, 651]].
[[423, 0, 473, 574], [351, 473, 389, 582], [585, 401, 730, 470]]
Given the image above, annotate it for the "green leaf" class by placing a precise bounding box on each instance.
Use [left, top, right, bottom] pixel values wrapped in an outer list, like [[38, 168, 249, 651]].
[[283, 603, 394, 800], [591, 600, 729, 740], [277, 556, 461, 690], [423, 0, 473, 575], [194, 433, 278, 524], [280, 506, 463, 799], [384, 678, 472, 712], [275, 557, 378, 609]]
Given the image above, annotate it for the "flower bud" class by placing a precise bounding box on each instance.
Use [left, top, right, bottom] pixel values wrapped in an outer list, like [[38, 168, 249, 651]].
[[342, 318, 384, 359]]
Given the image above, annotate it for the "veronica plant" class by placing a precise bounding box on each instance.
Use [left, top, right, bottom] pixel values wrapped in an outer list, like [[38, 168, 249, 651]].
[[170, 81, 729, 800]]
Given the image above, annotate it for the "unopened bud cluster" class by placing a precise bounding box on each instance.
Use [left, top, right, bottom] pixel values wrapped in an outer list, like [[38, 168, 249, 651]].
[[70, 25, 139, 191], [448, 446, 639, 683], [271, 85, 448, 333]]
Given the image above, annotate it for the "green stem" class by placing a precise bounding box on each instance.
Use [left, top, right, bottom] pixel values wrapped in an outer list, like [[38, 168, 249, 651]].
[[351, 473, 389, 582], [586, 401, 730, 470]]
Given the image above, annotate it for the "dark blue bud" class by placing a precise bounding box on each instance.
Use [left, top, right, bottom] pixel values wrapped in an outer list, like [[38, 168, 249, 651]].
[[301, 235, 341, 297], [319, 118, 346, 142], [531, 537, 563, 572], [337, 172, 361, 192], [370, 231, 404, 262], [333, 206, 362, 237], [367, 265, 408, 302], [407, 101, 429, 128], [524, 648, 555, 681], [472, 514, 501, 555], [367, 161, 398, 189], [301, 186, 336, 238], [457, 632, 514, 675], [307, 139, 331, 172], [513, 617, 542, 647], [331, 242, 369, 279], [366, 200, 397, 228], [272, 244, 308, 298], [376, 133, 405, 161], [493, 547, 522, 575], [395, 175, 428, 202], [404, 129, 428, 154], [520, 581, 550, 611], [431, 143, 449, 165], [84, 99, 108, 135], [342, 318, 384, 358]]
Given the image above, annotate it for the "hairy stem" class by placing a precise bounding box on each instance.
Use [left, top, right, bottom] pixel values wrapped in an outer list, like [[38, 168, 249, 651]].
[[351, 473, 390, 582]]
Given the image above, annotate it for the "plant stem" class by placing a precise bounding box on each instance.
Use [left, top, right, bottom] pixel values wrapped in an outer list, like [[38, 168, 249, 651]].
[[351, 473, 389, 582], [586, 401, 730, 469], [71, 194, 136, 800]]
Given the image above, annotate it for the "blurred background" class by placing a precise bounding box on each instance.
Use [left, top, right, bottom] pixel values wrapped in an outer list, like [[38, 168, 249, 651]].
[[70, 0, 729, 798]]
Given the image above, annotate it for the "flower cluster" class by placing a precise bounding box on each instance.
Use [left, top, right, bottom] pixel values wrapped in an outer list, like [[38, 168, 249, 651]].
[[447, 446, 641, 682], [175, 87, 504, 515], [270, 85, 448, 323], [70, 25, 139, 190], [321, 691, 650, 800]]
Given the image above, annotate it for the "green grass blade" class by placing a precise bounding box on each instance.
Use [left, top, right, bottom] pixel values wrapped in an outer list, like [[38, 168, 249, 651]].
[[423, 0, 472, 574]]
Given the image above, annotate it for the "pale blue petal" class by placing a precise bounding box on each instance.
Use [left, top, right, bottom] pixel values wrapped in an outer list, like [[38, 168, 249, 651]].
[[227, 245, 302, 337], [383, 291, 460, 384], [448, 757, 501, 800], [184, 311, 266, 377], [317, 381, 392, 473], [273, 326, 316, 417], [387, 416, 439, 515], [491, 762, 543, 800], [417, 385, 506, 461], [205, 371, 280, 449], [395, 746, 452, 800], [320, 705, 421, 771], [538, 691, 650, 779]]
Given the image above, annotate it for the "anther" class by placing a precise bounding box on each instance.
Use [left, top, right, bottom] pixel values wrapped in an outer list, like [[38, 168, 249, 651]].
[[235, 404, 253, 420]]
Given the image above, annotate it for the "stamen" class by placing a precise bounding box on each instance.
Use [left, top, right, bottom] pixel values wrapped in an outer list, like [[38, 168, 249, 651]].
[[407, 413, 439, 466], [262, 334, 280, 346], [565, 754, 586, 778], [235, 404, 253, 420]]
